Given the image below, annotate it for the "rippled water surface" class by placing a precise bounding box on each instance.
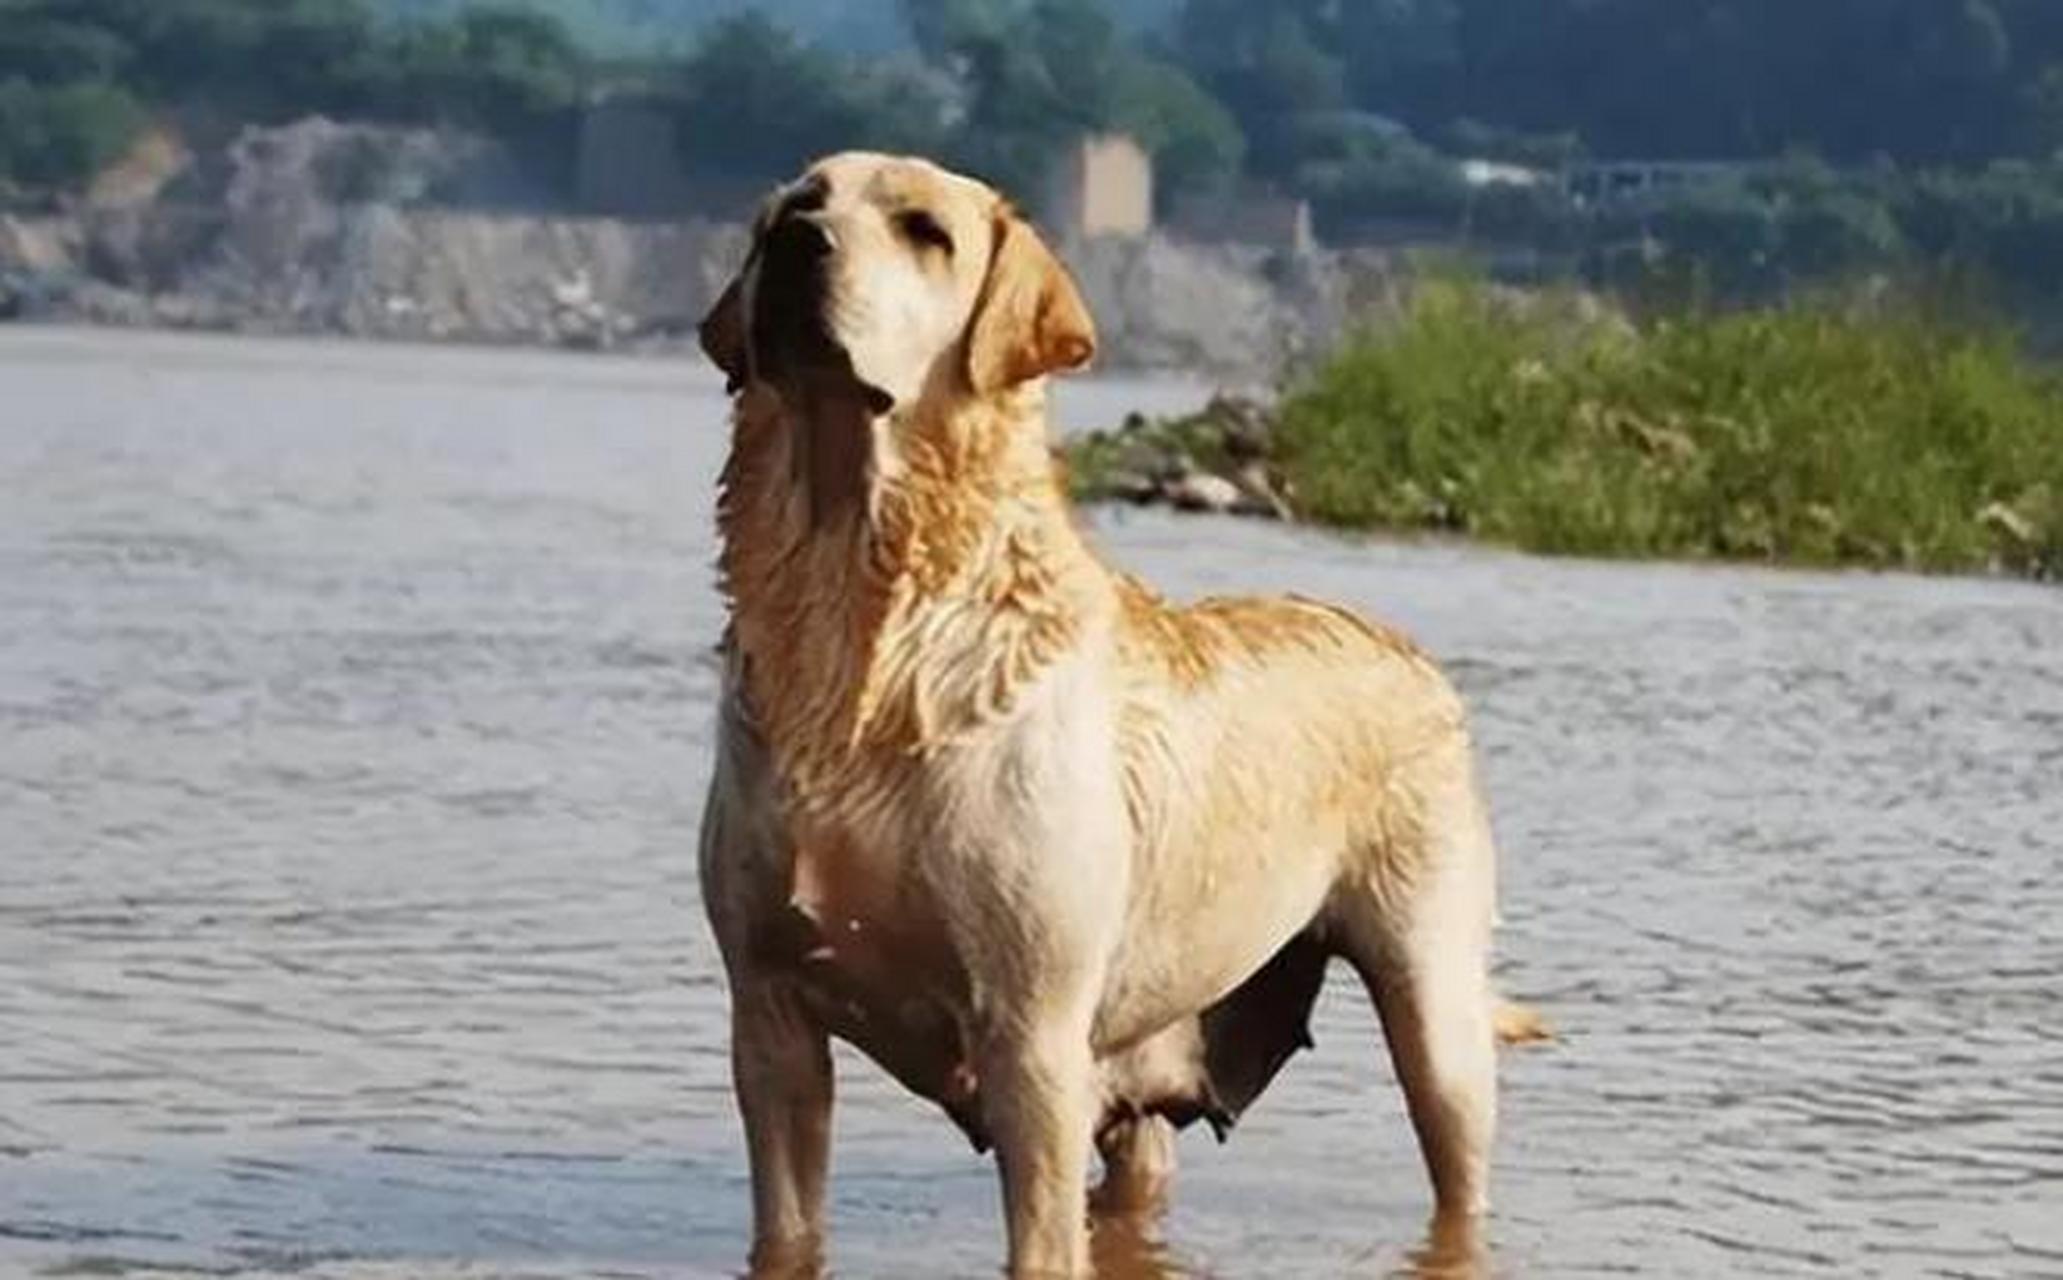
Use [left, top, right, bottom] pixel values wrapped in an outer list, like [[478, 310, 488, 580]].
[[3, 328, 2061, 1279]]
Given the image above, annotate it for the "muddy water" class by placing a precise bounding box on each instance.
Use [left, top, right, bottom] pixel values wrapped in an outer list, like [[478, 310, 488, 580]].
[[2, 328, 2060, 1279]]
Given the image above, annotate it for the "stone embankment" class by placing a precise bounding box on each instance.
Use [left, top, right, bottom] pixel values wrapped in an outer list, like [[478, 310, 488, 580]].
[[0, 118, 1410, 375]]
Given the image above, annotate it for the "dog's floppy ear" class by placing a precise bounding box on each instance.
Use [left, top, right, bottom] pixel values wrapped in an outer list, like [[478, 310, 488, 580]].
[[966, 209, 1096, 395], [699, 273, 748, 392]]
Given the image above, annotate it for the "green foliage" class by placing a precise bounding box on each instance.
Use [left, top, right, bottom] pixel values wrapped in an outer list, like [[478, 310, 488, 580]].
[[1439, 118, 1581, 170], [383, 6, 584, 131], [1154, 0, 2063, 292], [1891, 160, 2063, 296], [901, 0, 1239, 203], [372, 0, 1184, 52], [0, 14, 135, 84], [674, 13, 945, 183], [1112, 54, 1242, 204], [1174, 0, 1344, 181], [1295, 132, 1468, 234], [1267, 280, 2063, 577], [0, 0, 587, 191], [1563, 157, 2063, 307], [0, 75, 146, 188]]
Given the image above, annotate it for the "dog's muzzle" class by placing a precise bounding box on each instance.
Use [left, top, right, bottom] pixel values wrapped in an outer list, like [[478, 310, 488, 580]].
[[748, 215, 894, 413], [750, 215, 840, 376]]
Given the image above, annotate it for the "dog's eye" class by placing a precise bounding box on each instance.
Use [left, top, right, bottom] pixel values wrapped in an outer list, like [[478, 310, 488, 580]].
[[897, 210, 954, 254]]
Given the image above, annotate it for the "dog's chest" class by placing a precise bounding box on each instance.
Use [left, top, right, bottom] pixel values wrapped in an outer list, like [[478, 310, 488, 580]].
[[777, 804, 977, 1111], [770, 766, 979, 1015]]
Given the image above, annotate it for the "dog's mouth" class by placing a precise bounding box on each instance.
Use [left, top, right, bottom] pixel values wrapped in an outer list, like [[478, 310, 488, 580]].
[[750, 220, 896, 415]]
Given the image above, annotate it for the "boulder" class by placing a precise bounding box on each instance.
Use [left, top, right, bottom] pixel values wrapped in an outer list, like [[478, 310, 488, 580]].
[[1167, 471, 1244, 514]]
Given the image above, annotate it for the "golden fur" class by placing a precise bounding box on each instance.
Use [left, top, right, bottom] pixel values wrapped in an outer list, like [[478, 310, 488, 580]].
[[696, 152, 1536, 1279]]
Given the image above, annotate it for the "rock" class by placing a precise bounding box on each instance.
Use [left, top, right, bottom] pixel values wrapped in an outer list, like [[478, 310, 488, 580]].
[[1208, 394, 1276, 462], [1231, 461, 1292, 520], [0, 214, 77, 273], [1978, 500, 2036, 546], [1104, 470, 1161, 504], [1061, 234, 1312, 378], [65, 280, 156, 327], [550, 269, 595, 311], [1167, 471, 1244, 514]]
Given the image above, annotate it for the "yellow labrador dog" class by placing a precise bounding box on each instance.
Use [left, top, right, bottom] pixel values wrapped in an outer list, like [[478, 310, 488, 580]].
[[697, 152, 1538, 1278]]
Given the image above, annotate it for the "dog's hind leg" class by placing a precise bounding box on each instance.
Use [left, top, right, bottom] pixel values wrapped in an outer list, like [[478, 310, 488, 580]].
[[1092, 1114, 1177, 1215], [731, 979, 834, 1273], [1332, 761, 1500, 1229]]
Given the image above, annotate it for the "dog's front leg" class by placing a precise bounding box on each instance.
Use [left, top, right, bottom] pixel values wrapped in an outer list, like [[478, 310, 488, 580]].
[[732, 978, 833, 1274], [980, 1015, 1098, 1279]]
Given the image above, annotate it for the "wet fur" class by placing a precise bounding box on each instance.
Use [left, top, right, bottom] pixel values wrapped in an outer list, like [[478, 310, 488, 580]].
[[697, 154, 1532, 1278]]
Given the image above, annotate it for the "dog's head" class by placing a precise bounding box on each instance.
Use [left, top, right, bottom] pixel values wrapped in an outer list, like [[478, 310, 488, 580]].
[[700, 152, 1096, 413]]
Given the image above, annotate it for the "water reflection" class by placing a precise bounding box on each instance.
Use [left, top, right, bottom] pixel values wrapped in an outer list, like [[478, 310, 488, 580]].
[[1091, 1209, 1186, 1280], [1395, 1215, 1490, 1280]]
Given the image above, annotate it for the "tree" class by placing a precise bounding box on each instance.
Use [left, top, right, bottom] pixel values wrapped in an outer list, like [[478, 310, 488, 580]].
[[1112, 54, 1243, 205], [675, 13, 947, 184], [902, 0, 1008, 62], [906, 0, 1238, 204], [0, 14, 135, 84], [0, 75, 146, 188]]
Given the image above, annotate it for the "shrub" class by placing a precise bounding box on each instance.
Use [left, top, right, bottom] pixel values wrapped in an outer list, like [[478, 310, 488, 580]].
[[0, 76, 146, 189], [1269, 279, 2063, 576]]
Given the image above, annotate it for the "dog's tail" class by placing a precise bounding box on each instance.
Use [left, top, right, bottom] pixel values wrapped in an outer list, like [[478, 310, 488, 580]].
[[1495, 998, 1553, 1047]]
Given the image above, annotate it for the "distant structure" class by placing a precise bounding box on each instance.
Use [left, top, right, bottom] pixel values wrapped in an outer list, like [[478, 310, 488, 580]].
[[1044, 134, 1153, 240], [1562, 160, 1740, 207], [1458, 158, 1548, 190], [1169, 186, 1317, 255], [576, 95, 698, 218]]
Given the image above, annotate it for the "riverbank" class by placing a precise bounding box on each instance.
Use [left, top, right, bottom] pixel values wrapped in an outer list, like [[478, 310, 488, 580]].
[[1069, 281, 2063, 581]]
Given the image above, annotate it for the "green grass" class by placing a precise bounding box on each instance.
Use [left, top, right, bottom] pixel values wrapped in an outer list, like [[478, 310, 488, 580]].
[[1106, 281, 2063, 578]]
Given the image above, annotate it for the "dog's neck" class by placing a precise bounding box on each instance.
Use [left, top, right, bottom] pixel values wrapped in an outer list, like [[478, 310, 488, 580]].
[[717, 379, 1107, 795]]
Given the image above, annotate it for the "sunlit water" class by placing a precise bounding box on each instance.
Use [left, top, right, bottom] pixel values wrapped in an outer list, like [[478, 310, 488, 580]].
[[2, 328, 2060, 1279]]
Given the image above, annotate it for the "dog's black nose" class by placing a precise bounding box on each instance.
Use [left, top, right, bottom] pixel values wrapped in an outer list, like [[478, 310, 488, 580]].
[[766, 215, 835, 263]]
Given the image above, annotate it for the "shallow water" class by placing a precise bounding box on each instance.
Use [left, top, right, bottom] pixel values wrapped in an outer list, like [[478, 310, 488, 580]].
[[2, 328, 2060, 1279]]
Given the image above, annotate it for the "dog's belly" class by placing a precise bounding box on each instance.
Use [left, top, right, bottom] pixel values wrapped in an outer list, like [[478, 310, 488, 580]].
[[759, 812, 1336, 1149], [1094, 822, 1344, 1051]]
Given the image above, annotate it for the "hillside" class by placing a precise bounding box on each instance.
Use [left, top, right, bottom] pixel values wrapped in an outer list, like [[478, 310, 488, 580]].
[[370, 0, 1179, 52]]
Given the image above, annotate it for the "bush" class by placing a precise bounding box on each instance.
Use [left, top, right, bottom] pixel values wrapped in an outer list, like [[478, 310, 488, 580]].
[[1269, 279, 2063, 576], [1297, 135, 1470, 235], [1112, 54, 1246, 208], [381, 6, 583, 132], [0, 76, 146, 189], [0, 15, 135, 84]]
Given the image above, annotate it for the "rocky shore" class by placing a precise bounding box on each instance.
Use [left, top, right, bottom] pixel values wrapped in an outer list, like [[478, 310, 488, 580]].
[[0, 118, 1411, 376], [1065, 394, 1295, 518]]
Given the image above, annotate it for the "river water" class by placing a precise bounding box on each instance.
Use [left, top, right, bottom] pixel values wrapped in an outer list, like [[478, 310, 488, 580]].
[[2, 328, 2059, 1279]]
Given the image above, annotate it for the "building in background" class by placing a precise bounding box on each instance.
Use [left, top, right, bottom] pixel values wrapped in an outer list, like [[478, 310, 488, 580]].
[[1043, 134, 1153, 240]]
